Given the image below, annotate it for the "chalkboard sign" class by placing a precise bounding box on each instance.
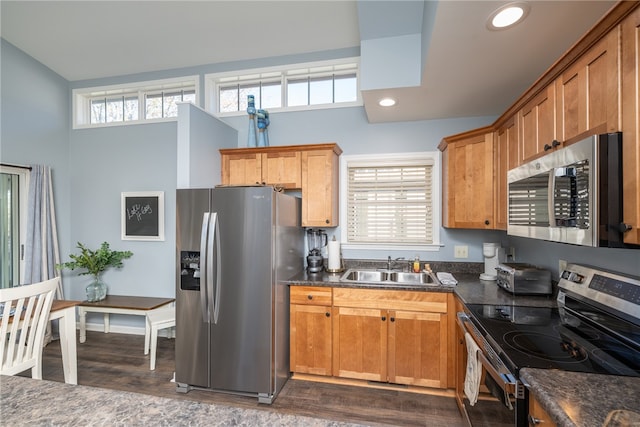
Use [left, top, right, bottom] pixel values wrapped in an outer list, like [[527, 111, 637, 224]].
[[121, 191, 165, 241]]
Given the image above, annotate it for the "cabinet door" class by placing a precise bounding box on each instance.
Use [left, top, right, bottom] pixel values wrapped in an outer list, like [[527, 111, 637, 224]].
[[290, 304, 332, 376], [387, 310, 448, 388], [495, 116, 517, 230], [520, 84, 557, 163], [621, 6, 640, 245], [443, 131, 495, 229], [529, 394, 557, 426], [301, 149, 339, 227], [556, 29, 619, 142], [332, 306, 387, 381], [221, 153, 262, 185], [262, 151, 301, 189]]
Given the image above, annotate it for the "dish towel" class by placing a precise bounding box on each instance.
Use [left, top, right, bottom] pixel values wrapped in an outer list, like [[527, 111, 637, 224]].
[[436, 272, 458, 286], [464, 332, 482, 406]]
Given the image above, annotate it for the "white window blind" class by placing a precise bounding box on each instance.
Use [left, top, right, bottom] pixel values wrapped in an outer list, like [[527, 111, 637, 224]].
[[346, 161, 434, 244]]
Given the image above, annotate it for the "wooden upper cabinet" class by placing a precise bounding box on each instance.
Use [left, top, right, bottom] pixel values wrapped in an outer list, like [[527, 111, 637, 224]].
[[439, 128, 495, 229], [556, 29, 620, 142], [262, 151, 301, 189], [221, 147, 300, 188], [495, 115, 518, 230], [519, 84, 558, 163], [221, 152, 262, 186], [621, 6, 640, 246], [221, 143, 342, 227], [301, 145, 342, 227]]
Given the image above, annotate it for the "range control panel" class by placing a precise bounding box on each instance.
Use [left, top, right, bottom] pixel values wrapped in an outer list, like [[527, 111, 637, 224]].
[[558, 264, 640, 322]]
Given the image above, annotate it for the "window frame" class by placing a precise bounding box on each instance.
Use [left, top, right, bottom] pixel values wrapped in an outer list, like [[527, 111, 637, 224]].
[[205, 58, 362, 116], [0, 165, 30, 287], [72, 76, 200, 129], [339, 151, 442, 251]]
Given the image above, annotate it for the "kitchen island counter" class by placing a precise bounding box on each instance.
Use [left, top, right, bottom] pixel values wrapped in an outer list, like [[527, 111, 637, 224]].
[[520, 368, 640, 427], [0, 375, 364, 426]]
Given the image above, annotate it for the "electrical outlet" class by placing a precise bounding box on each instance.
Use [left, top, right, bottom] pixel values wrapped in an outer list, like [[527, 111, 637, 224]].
[[454, 245, 468, 259], [559, 259, 567, 274]]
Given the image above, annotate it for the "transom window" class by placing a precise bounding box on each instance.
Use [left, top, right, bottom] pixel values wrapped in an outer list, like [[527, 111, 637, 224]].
[[206, 59, 360, 115], [340, 153, 441, 250], [73, 76, 198, 128]]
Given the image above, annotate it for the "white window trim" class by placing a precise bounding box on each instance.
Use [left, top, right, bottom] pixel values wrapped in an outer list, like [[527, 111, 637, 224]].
[[204, 57, 362, 117], [339, 151, 442, 251], [0, 165, 30, 285], [72, 75, 200, 129]]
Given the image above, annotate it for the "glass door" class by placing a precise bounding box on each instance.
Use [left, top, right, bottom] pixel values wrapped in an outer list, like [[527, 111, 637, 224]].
[[0, 166, 29, 288]]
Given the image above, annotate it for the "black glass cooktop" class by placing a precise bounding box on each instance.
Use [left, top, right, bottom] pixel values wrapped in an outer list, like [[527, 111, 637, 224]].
[[466, 304, 640, 377]]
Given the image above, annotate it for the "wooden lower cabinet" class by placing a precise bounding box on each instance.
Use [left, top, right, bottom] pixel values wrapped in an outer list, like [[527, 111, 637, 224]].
[[331, 288, 449, 388], [289, 286, 332, 376], [387, 309, 448, 387], [529, 394, 556, 426], [332, 306, 387, 381]]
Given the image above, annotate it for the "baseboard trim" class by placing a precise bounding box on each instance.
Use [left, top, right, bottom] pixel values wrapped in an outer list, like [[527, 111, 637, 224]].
[[290, 373, 456, 397]]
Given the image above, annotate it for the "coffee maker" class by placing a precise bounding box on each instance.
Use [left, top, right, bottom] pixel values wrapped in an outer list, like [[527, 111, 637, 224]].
[[306, 229, 328, 273], [480, 242, 505, 280]]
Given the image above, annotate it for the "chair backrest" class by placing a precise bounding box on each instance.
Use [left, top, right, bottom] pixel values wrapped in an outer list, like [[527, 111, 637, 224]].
[[0, 277, 58, 376]]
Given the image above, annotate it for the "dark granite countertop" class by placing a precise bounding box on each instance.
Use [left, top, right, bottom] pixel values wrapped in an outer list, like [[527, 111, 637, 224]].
[[520, 368, 640, 427], [285, 269, 558, 308], [0, 375, 365, 426]]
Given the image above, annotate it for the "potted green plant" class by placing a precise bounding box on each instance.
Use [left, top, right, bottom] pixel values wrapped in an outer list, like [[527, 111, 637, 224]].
[[58, 242, 133, 302]]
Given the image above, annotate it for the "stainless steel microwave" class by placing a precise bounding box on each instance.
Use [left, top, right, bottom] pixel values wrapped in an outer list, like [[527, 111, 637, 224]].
[[507, 132, 632, 248]]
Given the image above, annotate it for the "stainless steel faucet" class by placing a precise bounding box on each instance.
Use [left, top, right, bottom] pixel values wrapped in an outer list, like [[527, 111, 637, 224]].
[[387, 256, 405, 271]]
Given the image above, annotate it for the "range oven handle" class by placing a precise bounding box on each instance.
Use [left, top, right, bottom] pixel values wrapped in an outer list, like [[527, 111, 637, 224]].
[[456, 312, 518, 397]]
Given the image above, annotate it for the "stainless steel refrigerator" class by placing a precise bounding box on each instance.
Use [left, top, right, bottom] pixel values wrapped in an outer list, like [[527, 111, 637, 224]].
[[175, 186, 303, 404]]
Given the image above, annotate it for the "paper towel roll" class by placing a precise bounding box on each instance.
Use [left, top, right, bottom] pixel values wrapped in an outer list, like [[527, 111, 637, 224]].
[[327, 240, 341, 271]]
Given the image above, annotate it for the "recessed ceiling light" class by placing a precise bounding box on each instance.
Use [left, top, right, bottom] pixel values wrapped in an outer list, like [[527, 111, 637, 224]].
[[379, 98, 396, 107], [487, 2, 530, 31]]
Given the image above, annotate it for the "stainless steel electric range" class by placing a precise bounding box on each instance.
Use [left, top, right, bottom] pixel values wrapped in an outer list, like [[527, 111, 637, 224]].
[[457, 264, 640, 427]]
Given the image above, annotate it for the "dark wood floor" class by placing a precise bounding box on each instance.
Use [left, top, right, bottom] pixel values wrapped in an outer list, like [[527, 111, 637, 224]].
[[37, 331, 466, 427]]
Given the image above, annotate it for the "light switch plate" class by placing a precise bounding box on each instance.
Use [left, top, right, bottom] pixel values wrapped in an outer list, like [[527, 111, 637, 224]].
[[454, 245, 468, 258]]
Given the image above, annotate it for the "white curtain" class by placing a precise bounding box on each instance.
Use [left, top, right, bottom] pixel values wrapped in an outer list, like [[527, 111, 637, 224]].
[[24, 165, 63, 299]]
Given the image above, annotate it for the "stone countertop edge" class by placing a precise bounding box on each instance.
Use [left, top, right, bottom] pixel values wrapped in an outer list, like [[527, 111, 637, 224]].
[[0, 375, 366, 427], [519, 368, 640, 427], [285, 270, 559, 308]]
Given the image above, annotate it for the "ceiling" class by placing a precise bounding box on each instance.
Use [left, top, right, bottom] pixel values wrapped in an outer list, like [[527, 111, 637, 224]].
[[0, 1, 616, 123]]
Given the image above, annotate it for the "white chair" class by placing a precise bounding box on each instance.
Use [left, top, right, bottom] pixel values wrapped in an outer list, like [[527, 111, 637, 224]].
[[0, 277, 58, 379], [145, 306, 175, 370]]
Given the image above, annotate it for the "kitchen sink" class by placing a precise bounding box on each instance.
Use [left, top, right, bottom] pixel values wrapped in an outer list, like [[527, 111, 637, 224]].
[[340, 269, 440, 286]]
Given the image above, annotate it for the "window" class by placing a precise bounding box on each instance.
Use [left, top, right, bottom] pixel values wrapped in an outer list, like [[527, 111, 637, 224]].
[[73, 76, 199, 128], [206, 58, 360, 115], [0, 165, 29, 288], [340, 152, 441, 250]]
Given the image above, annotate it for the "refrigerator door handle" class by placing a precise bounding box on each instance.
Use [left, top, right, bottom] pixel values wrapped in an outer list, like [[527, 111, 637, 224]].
[[210, 213, 221, 324], [199, 212, 211, 323]]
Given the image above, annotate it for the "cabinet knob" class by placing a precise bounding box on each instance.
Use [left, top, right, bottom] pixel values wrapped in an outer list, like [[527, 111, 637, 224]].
[[307, 295, 313, 300], [390, 317, 395, 322], [543, 143, 552, 151], [325, 312, 330, 317], [552, 139, 561, 148], [618, 223, 633, 233], [484, 220, 490, 225], [381, 316, 387, 321], [325, 219, 330, 224]]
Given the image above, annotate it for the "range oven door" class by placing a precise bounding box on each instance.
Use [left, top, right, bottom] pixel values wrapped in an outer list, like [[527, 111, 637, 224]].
[[456, 311, 528, 427]]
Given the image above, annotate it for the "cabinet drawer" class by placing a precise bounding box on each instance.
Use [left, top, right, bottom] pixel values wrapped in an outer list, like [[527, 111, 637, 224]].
[[332, 288, 448, 313], [290, 286, 332, 305]]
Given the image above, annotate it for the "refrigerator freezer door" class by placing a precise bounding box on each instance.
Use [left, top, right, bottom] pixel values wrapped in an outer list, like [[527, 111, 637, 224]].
[[209, 186, 274, 395], [176, 189, 210, 389]]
